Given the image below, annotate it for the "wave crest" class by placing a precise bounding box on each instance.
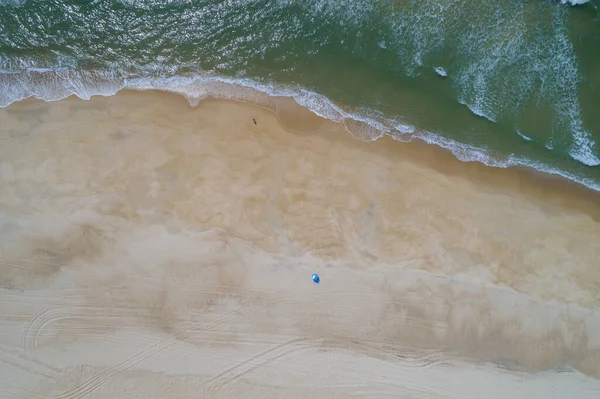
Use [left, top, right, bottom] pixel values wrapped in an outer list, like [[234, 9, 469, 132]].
[[560, 0, 589, 5]]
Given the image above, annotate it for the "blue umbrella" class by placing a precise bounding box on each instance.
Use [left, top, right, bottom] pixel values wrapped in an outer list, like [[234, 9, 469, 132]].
[[312, 273, 320, 284]]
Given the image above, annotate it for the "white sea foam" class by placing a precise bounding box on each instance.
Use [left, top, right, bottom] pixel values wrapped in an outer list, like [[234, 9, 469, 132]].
[[434, 67, 447, 77], [570, 137, 600, 167], [457, 98, 496, 123], [560, 0, 589, 5], [516, 130, 534, 142], [566, 102, 600, 166], [0, 0, 26, 6], [0, 69, 125, 107]]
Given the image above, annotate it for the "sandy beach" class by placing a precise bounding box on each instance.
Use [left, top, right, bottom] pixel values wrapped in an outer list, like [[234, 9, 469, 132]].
[[1, 90, 600, 398]]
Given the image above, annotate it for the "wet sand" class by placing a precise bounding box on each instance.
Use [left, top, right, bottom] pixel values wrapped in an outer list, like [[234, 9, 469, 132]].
[[1, 90, 600, 398]]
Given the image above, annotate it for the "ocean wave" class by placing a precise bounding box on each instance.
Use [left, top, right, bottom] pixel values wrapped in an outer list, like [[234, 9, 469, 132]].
[[0, 68, 598, 192], [516, 130, 534, 142], [0, 0, 26, 6], [0, 69, 125, 106], [448, 0, 597, 168], [560, 0, 589, 5], [458, 99, 497, 123], [403, 130, 600, 192], [434, 67, 447, 78]]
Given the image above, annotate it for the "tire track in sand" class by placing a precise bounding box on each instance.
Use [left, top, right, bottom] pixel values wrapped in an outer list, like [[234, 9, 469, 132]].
[[20, 305, 160, 376], [202, 337, 320, 391], [50, 302, 260, 399], [22, 307, 73, 368]]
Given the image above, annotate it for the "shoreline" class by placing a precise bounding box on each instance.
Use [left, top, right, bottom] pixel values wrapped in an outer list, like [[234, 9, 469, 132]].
[[2, 71, 599, 193], [14, 86, 600, 218], [1, 90, 600, 397], [184, 88, 600, 219]]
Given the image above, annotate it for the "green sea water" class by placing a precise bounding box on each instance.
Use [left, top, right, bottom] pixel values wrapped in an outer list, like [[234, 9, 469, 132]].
[[1, 0, 599, 189]]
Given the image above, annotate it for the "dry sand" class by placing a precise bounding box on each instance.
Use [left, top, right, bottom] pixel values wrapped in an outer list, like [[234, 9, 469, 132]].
[[1, 90, 600, 398]]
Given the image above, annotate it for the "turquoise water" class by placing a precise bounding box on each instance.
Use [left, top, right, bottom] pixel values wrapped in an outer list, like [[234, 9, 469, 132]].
[[1, 0, 599, 189]]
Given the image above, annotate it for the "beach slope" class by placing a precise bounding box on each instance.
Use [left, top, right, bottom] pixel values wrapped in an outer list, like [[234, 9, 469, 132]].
[[1, 91, 600, 398]]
